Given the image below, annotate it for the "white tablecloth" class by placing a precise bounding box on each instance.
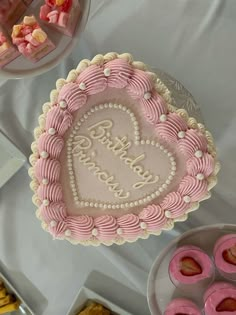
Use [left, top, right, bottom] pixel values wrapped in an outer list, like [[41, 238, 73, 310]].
[[1, 1, 236, 314]]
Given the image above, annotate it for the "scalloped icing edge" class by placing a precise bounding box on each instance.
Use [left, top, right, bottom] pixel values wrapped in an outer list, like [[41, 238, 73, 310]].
[[29, 52, 220, 246]]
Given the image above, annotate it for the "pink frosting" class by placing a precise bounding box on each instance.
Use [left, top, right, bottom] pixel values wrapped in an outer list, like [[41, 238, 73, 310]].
[[169, 245, 213, 284], [161, 192, 188, 218], [49, 220, 68, 238], [156, 112, 188, 142], [37, 182, 63, 201], [106, 58, 133, 88], [35, 158, 61, 182], [32, 57, 217, 244], [178, 129, 208, 158], [65, 215, 94, 240], [178, 175, 208, 202], [40, 201, 67, 222], [45, 106, 72, 136], [214, 234, 236, 274], [141, 91, 167, 124], [117, 214, 141, 238], [94, 215, 119, 240], [165, 298, 201, 315], [38, 133, 64, 159], [204, 282, 236, 315], [58, 82, 87, 113], [76, 65, 107, 95], [187, 153, 215, 177], [139, 204, 167, 231], [126, 69, 153, 99]]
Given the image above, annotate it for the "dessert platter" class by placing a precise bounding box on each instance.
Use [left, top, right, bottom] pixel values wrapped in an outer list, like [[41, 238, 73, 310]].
[[0, 0, 90, 78], [147, 224, 236, 315], [29, 52, 220, 246]]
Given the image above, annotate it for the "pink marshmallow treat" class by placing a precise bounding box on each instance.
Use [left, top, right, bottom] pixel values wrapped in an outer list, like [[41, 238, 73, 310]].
[[165, 298, 201, 315], [214, 234, 236, 279], [169, 245, 213, 285], [204, 282, 236, 315], [11, 15, 55, 63], [39, 0, 81, 36], [0, 28, 20, 68], [0, 0, 27, 29]]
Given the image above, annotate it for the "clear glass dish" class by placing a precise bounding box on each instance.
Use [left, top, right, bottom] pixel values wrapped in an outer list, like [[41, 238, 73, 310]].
[[147, 224, 236, 315]]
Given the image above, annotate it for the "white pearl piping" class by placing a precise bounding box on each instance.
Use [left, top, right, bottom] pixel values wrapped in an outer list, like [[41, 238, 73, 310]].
[[59, 100, 67, 109], [48, 128, 56, 135], [65, 229, 71, 237], [67, 103, 177, 210], [178, 131, 186, 139], [40, 151, 49, 159], [195, 150, 203, 158], [196, 173, 204, 180], [144, 92, 151, 100], [42, 178, 49, 185], [79, 82, 86, 90], [104, 68, 111, 77], [183, 195, 191, 203]]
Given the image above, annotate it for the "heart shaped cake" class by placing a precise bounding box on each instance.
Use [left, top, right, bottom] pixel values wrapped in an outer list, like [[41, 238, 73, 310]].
[[29, 52, 220, 245]]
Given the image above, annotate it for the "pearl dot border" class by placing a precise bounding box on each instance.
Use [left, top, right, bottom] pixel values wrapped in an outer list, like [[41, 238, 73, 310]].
[[67, 103, 177, 210]]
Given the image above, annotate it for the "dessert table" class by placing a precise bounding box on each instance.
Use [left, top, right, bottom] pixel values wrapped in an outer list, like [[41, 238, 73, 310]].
[[0, 0, 236, 314]]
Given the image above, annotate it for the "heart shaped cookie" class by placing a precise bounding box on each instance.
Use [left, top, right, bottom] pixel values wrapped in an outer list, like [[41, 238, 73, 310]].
[[29, 53, 219, 245]]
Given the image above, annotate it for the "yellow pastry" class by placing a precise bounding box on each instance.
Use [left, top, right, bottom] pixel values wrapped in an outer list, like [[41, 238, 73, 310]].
[[0, 295, 12, 307], [78, 302, 110, 315], [0, 289, 6, 299], [0, 300, 20, 314]]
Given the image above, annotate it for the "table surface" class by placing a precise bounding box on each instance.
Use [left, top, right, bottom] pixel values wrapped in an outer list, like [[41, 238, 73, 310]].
[[1, 1, 236, 314]]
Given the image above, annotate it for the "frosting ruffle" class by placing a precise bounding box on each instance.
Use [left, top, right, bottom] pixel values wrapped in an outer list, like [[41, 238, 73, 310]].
[[40, 201, 67, 222], [117, 214, 141, 238], [161, 192, 188, 218], [178, 129, 208, 158], [58, 83, 87, 113], [65, 215, 94, 240], [38, 133, 64, 159], [156, 112, 188, 142], [141, 91, 167, 124], [76, 65, 107, 95], [35, 159, 61, 182], [187, 153, 215, 177], [37, 182, 63, 201], [45, 106, 72, 136], [106, 58, 133, 88], [178, 175, 208, 202], [139, 204, 167, 230], [126, 69, 153, 99], [94, 215, 119, 240]]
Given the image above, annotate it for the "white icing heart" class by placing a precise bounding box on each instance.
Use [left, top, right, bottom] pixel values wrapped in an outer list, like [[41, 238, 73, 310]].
[[66, 103, 177, 210]]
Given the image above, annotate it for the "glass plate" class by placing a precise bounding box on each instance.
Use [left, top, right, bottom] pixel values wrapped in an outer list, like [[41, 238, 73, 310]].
[[0, 132, 26, 188], [147, 224, 236, 315], [0, 0, 90, 79]]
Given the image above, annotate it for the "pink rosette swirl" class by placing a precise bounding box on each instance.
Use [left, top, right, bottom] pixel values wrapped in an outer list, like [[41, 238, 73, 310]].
[[106, 58, 133, 88], [46, 106, 72, 136], [178, 175, 208, 202], [76, 65, 107, 95], [65, 215, 94, 240], [49, 220, 68, 239], [141, 91, 167, 124], [139, 204, 167, 230], [40, 201, 67, 222], [37, 183, 63, 201], [117, 214, 141, 239], [126, 69, 153, 99], [161, 192, 188, 218], [178, 129, 208, 158], [186, 153, 215, 177], [35, 159, 61, 182], [38, 133, 64, 159], [156, 112, 188, 142], [58, 83, 87, 113], [94, 215, 119, 240]]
